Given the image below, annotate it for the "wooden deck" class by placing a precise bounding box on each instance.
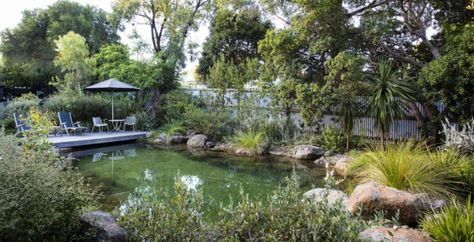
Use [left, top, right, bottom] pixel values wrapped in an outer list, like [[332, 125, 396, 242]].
[[47, 131, 150, 148]]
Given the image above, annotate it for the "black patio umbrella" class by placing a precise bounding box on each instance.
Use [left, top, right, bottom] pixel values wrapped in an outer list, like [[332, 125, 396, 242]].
[[85, 79, 140, 120]]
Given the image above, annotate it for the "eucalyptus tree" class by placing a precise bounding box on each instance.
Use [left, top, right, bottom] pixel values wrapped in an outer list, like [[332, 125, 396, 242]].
[[112, 0, 211, 64], [0, 0, 119, 91]]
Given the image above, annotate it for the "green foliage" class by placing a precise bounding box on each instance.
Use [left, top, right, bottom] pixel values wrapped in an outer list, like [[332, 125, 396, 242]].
[[155, 90, 234, 140], [198, 7, 272, 82], [349, 142, 472, 198], [369, 60, 415, 145], [158, 121, 186, 144], [236, 107, 297, 146], [321, 126, 343, 153], [206, 55, 259, 96], [43, 89, 137, 127], [182, 106, 235, 141], [119, 173, 381, 241], [230, 130, 267, 156], [20, 108, 57, 156], [92, 44, 172, 90], [217, 175, 376, 241], [0, 132, 94, 241], [419, 23, 474, 123], [112, 0, 211, 89], [4, 93, 40, 129], [421, 197, 474, 242], [155, 90, 203, 125], [0, 0, 118, 90], [53, 31, 94, 91], [430, 149, 474, 196], [118, 171, 208, 241]]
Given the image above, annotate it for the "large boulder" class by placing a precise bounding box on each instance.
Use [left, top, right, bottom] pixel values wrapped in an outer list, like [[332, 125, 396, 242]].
[[333, 162, 348, 177], [303, 188, 348, 209], [347, 182, 431, 224], [187, 134, 208, 148], [81, 210, 127, 241], [292, 145, 325, 160], [315, 154, 352, 167], [359, 226, 432, 242], [268, 147, 291, 157], [210, 142, 231, 152], [235, 148, 252, 157]]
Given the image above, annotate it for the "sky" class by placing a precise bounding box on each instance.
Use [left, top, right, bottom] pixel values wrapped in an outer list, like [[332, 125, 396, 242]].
[[0, 0, 208, 82]]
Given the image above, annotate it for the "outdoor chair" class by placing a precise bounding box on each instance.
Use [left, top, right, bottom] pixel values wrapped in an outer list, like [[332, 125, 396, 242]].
[[123, 116, 137, 131], [58, 112, 87, 136], [92, 117, 109, 133], [13, 112, 31, 133]]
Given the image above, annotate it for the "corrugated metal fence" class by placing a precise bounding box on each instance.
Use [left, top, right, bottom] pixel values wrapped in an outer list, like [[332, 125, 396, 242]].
[[182, 88, 430, 140]]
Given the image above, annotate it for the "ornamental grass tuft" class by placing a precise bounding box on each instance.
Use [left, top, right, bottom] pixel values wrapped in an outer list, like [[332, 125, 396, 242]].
[[230, 130, 267, 156], [349, 142, 472, 198], [421, 196, 474, 242]]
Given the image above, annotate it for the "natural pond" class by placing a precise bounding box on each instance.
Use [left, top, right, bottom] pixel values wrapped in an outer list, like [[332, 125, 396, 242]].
[[72, 143, 327, 216]]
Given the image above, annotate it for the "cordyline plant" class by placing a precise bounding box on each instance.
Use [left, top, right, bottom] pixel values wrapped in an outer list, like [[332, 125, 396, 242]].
[[442, 118, 474, 153]]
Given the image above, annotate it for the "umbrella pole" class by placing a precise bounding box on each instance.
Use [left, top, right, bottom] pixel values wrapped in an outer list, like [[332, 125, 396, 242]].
[[112, 91, 114, 120]]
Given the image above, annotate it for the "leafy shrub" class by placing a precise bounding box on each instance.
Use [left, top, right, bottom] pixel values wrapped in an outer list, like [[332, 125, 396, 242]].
[[20, 108, 58, 156], [349, 142, 471, 198], [217, 175, 382, 241], [155, 90, 203, 125], [442, 118, 474, 154], [44, 89, 137, 127], [321, 126, 343, 152], [119, 173, 382, 241], [118, 171, 208, 241], [421, 196, 474, 242], [237, 109, 298, 146], [4, 93, 40, 128], [0, 132, 94, 241], [230, 130, 267, 156], [183, 106, 235, 141]]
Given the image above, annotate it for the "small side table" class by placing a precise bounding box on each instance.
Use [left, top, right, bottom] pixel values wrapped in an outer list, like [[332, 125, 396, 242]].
[[109, 119, 125, 132]]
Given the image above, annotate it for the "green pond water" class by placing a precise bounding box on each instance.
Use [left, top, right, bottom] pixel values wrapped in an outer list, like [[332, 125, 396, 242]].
[[73, 143, 326, 216]]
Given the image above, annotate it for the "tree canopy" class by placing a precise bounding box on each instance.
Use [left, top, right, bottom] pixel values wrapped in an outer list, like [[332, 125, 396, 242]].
[[0, 0, 119, 91], [53, 31, 94, 91], [92, 44, 173, 90], [198, 7, 272, 84]]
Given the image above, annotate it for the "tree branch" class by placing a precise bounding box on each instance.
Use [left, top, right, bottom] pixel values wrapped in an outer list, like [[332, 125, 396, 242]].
[[347, 0, 387, 16], [381, 43, 425, 67]]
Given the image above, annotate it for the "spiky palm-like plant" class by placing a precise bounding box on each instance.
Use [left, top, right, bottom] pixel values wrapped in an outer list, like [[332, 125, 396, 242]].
[[338, 96, 364, 151], [369, 60, 415, 146]]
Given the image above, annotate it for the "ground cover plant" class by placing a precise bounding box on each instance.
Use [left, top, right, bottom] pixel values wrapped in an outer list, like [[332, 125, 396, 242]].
[[118, 173, 384, 241]]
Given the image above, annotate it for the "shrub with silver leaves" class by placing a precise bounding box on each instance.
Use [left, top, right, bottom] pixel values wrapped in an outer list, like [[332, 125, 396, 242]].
[[442, 118, 474, 153]]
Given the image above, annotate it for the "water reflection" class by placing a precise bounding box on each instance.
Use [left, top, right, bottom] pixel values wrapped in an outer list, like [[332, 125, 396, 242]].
[[88, 148, 137, 182], [73, 144, 327, 212], [90, 148, 136, 162]]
